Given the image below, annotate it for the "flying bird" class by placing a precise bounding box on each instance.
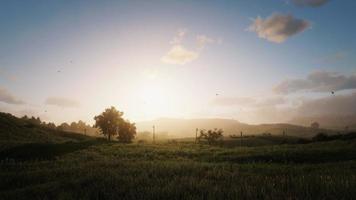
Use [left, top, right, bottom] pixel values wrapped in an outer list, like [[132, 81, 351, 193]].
[[331, 91, 335, 95], [216, 93, 219, 96]]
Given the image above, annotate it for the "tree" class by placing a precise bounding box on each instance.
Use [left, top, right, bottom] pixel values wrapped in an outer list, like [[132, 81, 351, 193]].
[[77, 120, 87, 133], [117, 120, 136, 143], [57, 122, 70, 131], [21, 115, 29, 120], [29, 116, 41, 125], [46, 122, 56, 129], [94, 106, 136, 142], [198, 128, 224, 145], [311, 122, 320, 129], [70, 122, 78, 132]]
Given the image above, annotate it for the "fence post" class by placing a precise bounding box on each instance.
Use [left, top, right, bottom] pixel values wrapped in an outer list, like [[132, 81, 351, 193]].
[[152, 125, 155, 144], [195, 128, 198, 143]]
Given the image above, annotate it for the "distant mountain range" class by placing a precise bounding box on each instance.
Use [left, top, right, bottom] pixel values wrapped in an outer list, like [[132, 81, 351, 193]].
[[136, 118, 338, 138]]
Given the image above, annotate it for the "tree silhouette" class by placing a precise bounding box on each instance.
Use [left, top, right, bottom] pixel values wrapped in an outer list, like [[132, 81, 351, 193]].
[[57, 122, 70, 131], [198, 128, 224, 145], [117, 120, 136, 143], [311, 122, 320, 129], [94, 106, 136, 142]]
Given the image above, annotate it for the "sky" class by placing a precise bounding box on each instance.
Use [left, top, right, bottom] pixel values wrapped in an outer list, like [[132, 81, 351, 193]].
[[0, 0, 355, 125]]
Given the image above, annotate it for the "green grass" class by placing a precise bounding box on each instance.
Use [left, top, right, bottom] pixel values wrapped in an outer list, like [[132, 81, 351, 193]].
[[0, 112, 94, 144], [0, 140, 356, 200], [0, 112, 355, 199]]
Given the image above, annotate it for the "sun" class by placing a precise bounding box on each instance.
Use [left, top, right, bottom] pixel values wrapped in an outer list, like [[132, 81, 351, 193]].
[[138, 83, 174, 118]]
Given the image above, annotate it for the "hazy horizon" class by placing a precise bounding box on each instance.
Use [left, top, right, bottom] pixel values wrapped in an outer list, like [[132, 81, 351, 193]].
[[1, 0, 356, 126]]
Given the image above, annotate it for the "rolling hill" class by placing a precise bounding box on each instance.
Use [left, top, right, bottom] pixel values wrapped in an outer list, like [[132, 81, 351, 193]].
[[0, 112, 93, 145], [136, 118, 336, 138]]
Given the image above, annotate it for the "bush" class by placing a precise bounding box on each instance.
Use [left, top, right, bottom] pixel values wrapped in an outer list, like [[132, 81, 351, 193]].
[[198, 129, 223, 145], [312, 133, 329, 142]]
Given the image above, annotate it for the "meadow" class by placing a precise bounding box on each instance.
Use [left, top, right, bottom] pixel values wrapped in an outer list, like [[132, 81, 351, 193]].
[[1, 112, 356, 199], [1, 138, 356, 200]]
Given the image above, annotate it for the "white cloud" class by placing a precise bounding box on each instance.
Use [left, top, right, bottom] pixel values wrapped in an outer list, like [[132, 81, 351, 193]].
[[170, 29, 187, 45], [0, 87, 24, 105], [197, 35, 216, 49], [162, 30, 218, 65], [45, 97, 80, 108], [248, 13, 310, 43], [161, 45, 199, 65]]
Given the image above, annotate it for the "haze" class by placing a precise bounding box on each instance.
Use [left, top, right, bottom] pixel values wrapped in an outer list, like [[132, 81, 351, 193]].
[[1, 0, 355, 128]]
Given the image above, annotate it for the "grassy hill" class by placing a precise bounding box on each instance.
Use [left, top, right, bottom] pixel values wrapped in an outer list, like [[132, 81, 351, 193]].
[[0, 112, 92, 144], [0, 112, 104, 161]]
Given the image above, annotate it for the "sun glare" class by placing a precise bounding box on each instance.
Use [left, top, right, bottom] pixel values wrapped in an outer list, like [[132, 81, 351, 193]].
[[138, 83, 175, 117]]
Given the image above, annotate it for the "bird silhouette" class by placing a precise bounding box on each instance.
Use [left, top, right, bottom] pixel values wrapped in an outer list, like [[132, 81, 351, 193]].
[[331, 91, 335, 95]]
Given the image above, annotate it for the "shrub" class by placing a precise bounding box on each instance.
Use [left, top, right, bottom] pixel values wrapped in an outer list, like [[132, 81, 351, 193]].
[[312, 133, 329, 142], [198, 129, 223, 145]]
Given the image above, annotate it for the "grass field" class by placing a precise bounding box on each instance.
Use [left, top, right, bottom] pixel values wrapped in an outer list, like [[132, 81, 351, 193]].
[[1, 112, 356, 199], [1, 139, 356, 200]]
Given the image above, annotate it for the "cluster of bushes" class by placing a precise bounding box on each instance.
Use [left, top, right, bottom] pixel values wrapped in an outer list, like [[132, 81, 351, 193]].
[[312, 132, 356, 142], [198, 128, 224, 145]]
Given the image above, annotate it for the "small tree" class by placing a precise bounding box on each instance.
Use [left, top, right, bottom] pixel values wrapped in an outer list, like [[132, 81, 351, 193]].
[[311, 122, 320, 129], [198, 128, 224, 145], [117, 120, 136, 143]]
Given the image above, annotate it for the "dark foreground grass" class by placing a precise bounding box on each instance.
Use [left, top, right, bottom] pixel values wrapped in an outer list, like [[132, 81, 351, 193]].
[[0, 140, 356, 200]]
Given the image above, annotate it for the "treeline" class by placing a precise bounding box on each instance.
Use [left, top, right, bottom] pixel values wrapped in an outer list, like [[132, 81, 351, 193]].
[[312, 132, 356, 142], [21, 115, 99, 136]]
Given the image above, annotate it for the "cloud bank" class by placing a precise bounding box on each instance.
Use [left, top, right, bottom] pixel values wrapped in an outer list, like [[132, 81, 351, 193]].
[[45, 97, 80, 108], [0, 87, 25, 105], [212, 96, 285, 107], [292, 0, 329, 7], [212, 97, 257, 106], [248, 13, 310, 43], [297, 92, 356, 116], [274, 71, 356, 94]]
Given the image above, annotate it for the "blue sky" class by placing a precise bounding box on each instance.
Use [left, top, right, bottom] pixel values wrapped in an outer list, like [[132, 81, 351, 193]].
[[0, 0, 355, 125]]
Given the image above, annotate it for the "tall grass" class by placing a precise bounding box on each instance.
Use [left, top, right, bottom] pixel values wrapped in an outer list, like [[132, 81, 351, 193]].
[[0, 140, 355, 199]]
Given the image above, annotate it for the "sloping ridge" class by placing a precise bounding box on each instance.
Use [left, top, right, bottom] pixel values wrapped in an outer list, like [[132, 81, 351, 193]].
[[0, 112, 92, 143], [136, 118, 335, 138]]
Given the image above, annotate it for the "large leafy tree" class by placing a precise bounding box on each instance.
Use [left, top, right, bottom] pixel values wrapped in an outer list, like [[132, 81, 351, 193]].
[[94, 106, 136, 142]]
